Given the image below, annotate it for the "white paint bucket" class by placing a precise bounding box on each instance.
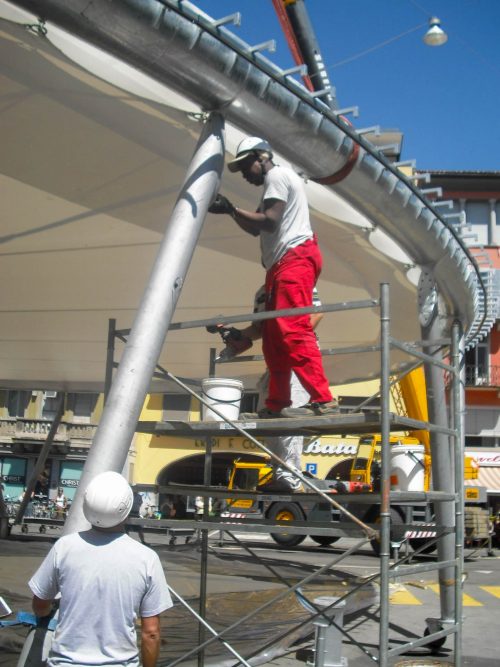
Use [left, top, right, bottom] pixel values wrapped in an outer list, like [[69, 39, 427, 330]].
[[390, 444, 426, 492], [201, 378, 244, 422]]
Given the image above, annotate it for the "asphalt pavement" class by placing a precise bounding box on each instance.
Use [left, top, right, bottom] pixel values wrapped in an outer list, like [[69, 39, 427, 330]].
[[1, 526, 499, 667]]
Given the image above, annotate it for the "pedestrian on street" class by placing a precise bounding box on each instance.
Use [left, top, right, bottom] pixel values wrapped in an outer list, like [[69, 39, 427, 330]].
[[28, 471, 173, 667], [54, 487, 67, 518], [209, 137, 337, 418]]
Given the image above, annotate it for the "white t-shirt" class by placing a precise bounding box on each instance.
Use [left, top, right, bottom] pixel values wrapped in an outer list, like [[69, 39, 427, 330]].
[[55, 494, 66, 509], [29, 530, 173, 667], [259, 165, 313, 269]]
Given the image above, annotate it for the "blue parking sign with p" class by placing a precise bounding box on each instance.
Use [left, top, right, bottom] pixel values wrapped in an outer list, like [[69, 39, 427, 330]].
[[306, 463, 317, 475]]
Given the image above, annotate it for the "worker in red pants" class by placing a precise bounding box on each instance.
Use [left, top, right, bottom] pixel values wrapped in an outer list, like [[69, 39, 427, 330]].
[[209, 136, 337, 418]]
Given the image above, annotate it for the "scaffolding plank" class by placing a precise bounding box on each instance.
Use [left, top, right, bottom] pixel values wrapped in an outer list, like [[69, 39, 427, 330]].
[[136, 411, 431, 437], [133, 483, 455, 504]]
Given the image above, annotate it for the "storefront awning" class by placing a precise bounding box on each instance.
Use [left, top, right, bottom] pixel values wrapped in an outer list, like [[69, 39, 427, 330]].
[[465, 467, 500, 495]]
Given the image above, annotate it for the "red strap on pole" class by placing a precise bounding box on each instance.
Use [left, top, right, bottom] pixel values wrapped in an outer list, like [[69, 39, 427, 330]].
[[312, 142, 360, 185]]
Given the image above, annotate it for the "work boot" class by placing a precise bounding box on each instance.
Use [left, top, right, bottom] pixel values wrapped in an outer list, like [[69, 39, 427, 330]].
[[281, 400, 340, 418], [239, 407, 282, 420]]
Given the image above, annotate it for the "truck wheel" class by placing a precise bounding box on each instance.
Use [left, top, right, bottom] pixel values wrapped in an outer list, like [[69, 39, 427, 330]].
[[369, 507, 404, 556], [268, 502, 306, 547], [311, 536, 340, 547]]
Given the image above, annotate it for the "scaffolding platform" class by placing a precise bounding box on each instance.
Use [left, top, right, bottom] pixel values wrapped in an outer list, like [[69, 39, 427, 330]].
[[144, 483, 455, 505], [136, 411, 433, 437]]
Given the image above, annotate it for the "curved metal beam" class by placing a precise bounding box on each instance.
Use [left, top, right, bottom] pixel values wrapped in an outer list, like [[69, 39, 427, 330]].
[[7, 0, 487, 341]]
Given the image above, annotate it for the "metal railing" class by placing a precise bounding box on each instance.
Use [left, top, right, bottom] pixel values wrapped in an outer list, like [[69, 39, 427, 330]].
[[465, 364, 500, 387], [0, 418, 96, 443]]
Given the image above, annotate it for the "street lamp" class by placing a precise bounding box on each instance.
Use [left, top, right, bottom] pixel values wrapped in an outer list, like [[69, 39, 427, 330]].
[[423, 17, 448, 47]]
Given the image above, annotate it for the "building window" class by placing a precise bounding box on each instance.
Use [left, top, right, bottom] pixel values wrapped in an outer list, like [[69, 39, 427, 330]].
[[67, 393, 98, 424], [7, 391, 31, 418], [465, 338, 489, 386], [465, 436, 495, 448], [466, 201, 490, 245], [42, 392, 61, 420]]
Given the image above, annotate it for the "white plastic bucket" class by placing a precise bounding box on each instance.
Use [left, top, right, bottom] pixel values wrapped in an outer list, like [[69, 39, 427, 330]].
[[390, 444, 426, 492], [201, 378, 244, 422]]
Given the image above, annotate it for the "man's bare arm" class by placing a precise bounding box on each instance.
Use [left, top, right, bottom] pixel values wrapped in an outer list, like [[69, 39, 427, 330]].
[[232, 199, 285, 236], [141, 615, 161, 667], [32, 595, 54, 617]]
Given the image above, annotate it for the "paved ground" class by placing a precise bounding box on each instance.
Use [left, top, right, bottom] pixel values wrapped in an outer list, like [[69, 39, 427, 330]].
[[1, 525, 499, 667]]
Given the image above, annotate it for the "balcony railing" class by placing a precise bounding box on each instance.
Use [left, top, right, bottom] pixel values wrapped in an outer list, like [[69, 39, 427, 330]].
[[465, 365, 500, 387], [0, 418, 97, 444]]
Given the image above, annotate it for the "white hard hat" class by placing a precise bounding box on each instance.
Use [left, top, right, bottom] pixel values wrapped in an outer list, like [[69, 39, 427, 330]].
[[83, 471, 133, 528], [227, 137, 272, 172]]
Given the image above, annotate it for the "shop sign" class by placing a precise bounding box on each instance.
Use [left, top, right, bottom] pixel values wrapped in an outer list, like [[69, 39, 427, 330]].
[[194, 438, 258, 450], [304, 441, 357, 456], [192, 438, 358, 455], [2, 474, 25, 484], [60, 478, 80, 488], [466, 451, 500, 467]]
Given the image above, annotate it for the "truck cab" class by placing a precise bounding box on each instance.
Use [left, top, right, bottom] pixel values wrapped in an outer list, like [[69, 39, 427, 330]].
[[225, 458, 343, 547]]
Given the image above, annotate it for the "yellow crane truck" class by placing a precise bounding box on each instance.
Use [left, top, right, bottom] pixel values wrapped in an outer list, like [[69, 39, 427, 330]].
[[223, 367, 484, 554]]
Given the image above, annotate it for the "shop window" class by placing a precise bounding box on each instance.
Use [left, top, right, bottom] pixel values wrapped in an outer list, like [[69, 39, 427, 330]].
[[0, 457, 27, 500], [59, 460, 84, 501]]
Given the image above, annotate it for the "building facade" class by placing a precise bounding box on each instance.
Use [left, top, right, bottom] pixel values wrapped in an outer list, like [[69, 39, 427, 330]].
[[0, 389, 362, 512], [424, 171, 500, 512]]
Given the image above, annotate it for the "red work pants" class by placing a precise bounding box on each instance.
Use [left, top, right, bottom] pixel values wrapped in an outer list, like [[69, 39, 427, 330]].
[[262, 237, 333, 411]]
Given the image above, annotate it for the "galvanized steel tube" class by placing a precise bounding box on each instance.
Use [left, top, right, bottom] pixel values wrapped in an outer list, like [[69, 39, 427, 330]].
[[64, 113, 225, 534]]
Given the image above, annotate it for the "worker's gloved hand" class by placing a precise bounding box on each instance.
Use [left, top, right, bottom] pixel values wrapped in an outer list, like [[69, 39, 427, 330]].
[[222, 327, 253, 355], [208, 194, 236, 216], [206, 325, 253, 358]]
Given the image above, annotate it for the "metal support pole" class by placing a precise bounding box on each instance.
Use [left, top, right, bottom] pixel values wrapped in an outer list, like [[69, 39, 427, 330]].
[[104, 318, 116, 403], [198, 436, 214, 667], [421, 315, 456, 628], [0, 485, 9, 538], [15, 394, 65, 524], [379, 283, 391, 667], [310, 597, 347, 667], [451, 320, 465, 665], [64, 113, 225, 534], [208, 347, 217, 378], [283, 0, 338, 109]]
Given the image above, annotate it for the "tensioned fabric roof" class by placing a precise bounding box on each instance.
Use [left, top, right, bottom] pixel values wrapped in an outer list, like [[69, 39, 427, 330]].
[[0, 0, 486, 393]]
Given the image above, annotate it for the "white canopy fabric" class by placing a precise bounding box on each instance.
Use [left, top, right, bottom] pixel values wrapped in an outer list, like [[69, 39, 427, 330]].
[[0, 11, 444, 393]]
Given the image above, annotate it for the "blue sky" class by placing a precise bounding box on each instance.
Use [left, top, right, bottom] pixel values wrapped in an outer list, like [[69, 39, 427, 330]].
[[194, 0, 499, 172]]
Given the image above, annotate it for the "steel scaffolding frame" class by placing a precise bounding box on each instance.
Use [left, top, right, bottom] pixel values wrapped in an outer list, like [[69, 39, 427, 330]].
[[108, 282, 465, 666]]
